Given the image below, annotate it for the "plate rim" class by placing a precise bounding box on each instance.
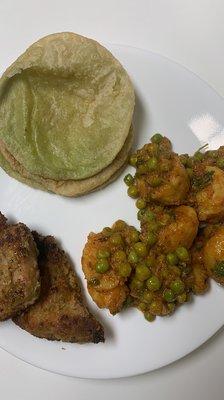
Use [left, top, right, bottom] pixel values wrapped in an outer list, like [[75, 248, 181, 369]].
[[0, 42, 224, 379]]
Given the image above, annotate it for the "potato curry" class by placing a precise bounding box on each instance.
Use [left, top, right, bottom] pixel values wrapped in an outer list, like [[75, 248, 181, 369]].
[[82, 134, 224, 322]]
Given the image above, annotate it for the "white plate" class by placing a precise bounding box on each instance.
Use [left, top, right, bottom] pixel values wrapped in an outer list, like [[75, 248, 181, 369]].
[[0, 44, 224, 379]]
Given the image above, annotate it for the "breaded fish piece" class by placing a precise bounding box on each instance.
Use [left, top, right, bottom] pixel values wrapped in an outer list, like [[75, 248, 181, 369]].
[[0, 213, 40, 320], [13, 233, 104, 343]]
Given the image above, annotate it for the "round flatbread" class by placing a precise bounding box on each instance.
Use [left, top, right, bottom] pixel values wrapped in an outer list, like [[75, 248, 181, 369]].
[[0, 32, 135, 181], [0, 126, 133, 196], [0, 148, 45, 191]]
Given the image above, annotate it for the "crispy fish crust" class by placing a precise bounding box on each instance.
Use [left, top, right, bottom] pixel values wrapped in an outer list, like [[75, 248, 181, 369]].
[[0, 213, 40, 321], [13, 233, 104, 343]]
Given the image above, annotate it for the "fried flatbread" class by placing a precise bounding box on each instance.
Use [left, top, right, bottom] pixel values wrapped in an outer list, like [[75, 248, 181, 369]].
[[0, 32, 134, 181], [0, 126, 133, 196]]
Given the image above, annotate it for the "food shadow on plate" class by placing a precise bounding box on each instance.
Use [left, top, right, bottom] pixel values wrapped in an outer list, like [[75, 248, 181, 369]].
[[132, 89, 150, 150], [83, 300, 115, 343], [3, 213, 17, 225], [118, 304, 139, 320]]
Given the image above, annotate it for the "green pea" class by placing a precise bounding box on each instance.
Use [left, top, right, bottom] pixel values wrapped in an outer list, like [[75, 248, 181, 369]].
[[102, 227, 112, 236], [95, 259, 110, 273], [144, 312, 156, 322], [213, 261, 224, 276], [193, 151, 204, 162], [110, 233, 123, 246], [147, 157, 158, 171], [146, 276, 161, 291], [166, 252, 178, 265], [177, 292, 187, 303], [124, 173, 134, 186], [135, 263, 151, 281], [145, 255, 155, 268], [134, 242, 147, 257], [114, 250, 126, 262], [129, 154, 138, 167], [144, 210, 155, 221], [151, 133, 163, 144], [170, 279, 185, 294], [127, 185, 139, 198], [167, 303, 175, 313], [138, 302, 147, 311], [113, 220, 126, 231], [118, 262, 132, 278], [137, 209, 145, 221], [150, 300, 162, 315], [137, 163, 148, 175], [148, 220, 160, 232], [142, 290, 153, 303], [170, 265, 181, 276], [217, 158, 224, 169], [136, 198, 146, 209], [150, 177, 162, 187], [128, 250, 139, 264], [176, 246, 189, 261], [97, 249, 110, 258], [129, 229, 140, 243], [163, 289, 175, 302], [130, 277, 144, 290], [146, 232, 157, 247]]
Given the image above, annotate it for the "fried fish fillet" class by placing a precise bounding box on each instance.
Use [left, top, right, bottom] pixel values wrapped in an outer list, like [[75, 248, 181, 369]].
[[13, 233, 104, 343], [0, 213, 40, 320]]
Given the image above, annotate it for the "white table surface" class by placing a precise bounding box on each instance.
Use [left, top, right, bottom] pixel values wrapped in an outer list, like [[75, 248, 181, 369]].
[[0, 0, 224, 398]]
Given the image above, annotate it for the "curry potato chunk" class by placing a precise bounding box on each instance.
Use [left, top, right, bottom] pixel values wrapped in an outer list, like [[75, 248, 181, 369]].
[[204, 226, 224, 285], [82, 220, 138, 314], [126, 136, 190, 205], [140, 205, 198, 253]]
